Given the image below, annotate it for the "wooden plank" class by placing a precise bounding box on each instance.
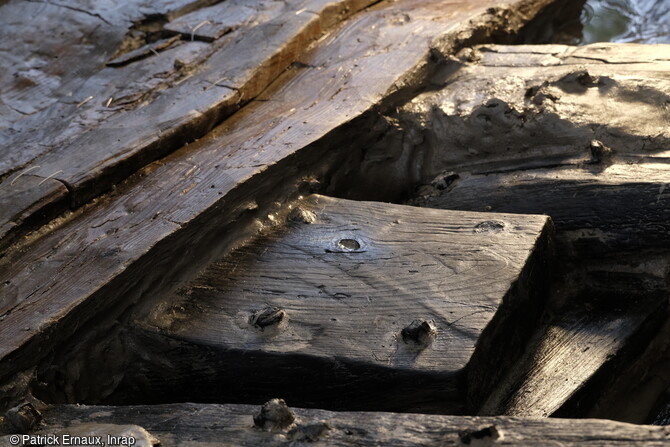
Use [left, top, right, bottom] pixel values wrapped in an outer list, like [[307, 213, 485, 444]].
[[0, 0, 221, 174], [7, 402, 670, 446], [163, 0, 269, 42], [344, 43, 670, 201], [0, 0, 379, 249], [416, 163, 670, 257], [652, 397, 670, 425], [70, 195, 551, 412], [477, 288, 667, 417], [0, 175, 69, 253], [0, 0, 559, 395], [581, 307, 670, 425]]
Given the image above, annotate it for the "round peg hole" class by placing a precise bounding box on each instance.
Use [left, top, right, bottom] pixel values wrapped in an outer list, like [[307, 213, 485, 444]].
[[338, 239, 361, 250]]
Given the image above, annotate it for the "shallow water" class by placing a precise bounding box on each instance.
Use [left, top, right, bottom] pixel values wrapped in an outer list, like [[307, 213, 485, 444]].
[[581, 0, 670, 44]]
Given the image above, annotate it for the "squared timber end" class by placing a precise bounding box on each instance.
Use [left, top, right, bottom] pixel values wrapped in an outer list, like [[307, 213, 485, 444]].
[[125, 195, 553, 412]]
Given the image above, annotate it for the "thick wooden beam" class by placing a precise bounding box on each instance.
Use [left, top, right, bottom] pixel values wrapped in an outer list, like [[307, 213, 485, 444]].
[[417, 163, 670, 257], [340, 43, 670, 201], [402, 43, 670, 418], [0, 0, 558, 402], [62, 195, 551, 413], [478, 289, 667, 417], [0, 0, 380, 251], [5, 402, 670, 446]]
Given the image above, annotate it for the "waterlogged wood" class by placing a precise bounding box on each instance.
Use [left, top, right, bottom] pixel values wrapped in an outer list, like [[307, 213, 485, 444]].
[[0, 176, 68, 252], [105, 36, 183, 67], [164, 0, 269, 41], [0, 0, 558, 396], [106, 195, 551, 412], [14, 403, 670, 446], [0, 0, 221, 173], [405, 43, 670, 418], [478, 289, 667, 417], [418, 163, 670, 257], [346, 43, 670, 200], [0, 0, 379, 248]]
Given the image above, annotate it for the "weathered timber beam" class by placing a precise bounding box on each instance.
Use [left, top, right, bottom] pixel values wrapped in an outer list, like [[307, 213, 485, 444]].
[[37, 195, 551, 412], [478, 288, 667, 417], [339, 43, 670, 201], [3, 402, 670, 446], [0, 0, 380, 251], [0, 0, 559, 405], [416, 163, 670, 257], [401, 43, 670, 419]]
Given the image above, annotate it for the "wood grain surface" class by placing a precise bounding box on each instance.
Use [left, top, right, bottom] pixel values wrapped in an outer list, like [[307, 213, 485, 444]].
[[479, 289, 667, 417], [0, 0, 557, 400], [404, 43, 670, 419], [7, 402, 669, 446], [418, 163, 670, 257], [0, 0, 380, 249], [94, 195, 551, 412]]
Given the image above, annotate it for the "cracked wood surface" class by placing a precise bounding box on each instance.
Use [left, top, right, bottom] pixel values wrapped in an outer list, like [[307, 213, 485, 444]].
[[0, 0, 557, 396], [6, 403, 670, 446], [0, 0, 379, 252], [1, 0, 220, 166], [81, 195, 551, 413]]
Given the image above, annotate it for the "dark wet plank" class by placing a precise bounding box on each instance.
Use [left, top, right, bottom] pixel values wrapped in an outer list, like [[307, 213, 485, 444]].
[[96, 195, 551, 413], [417, 164, 670, 257], [0, 0, 558, 401], [0, 0, 379, 248], [581, 311, 670, 425], [0, 175, 69, 250], [11, 402, 670, 446], [478, 289, 667, 417]]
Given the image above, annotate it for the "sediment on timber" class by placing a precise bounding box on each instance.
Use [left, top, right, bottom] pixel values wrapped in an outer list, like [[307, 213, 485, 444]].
[[0, 0, 669, 442], [0, 0, 568, 405]]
